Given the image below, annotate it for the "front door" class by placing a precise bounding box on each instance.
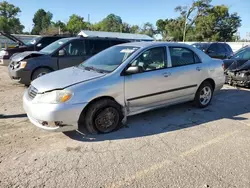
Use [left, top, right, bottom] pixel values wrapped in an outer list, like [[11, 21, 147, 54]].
[[125, 47, 171, 113], [57, 40, 89, 69]]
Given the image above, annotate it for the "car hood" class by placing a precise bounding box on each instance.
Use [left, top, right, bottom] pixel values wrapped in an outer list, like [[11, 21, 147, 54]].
[[11, 51, 46, 62], [32, 66, 106, 93]]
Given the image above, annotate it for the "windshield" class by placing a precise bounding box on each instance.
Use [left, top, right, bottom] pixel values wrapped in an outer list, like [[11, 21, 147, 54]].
[[192, 43, 209, 51], [79, 46, 139, 72], [231, 47, 250, 60], [40, 38, 71, 54]]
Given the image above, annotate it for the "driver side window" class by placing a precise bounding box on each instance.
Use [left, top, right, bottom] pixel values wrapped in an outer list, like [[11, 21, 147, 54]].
[[131, 47, 167, 72], [59, 40, 86, 57]]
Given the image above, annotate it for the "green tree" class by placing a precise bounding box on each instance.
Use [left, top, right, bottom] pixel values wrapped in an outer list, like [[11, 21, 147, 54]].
[[122, 22, 131, 33], [66, 14, 88, 35], [53, 20, 67, 33], [98, 14, 123, 32], [31, 9, 53, 34], [130, 25, 140, 33], [175, 0, 212, 41], [195, 5, 241, 41], [0, 1, 24, 33], [140, 22, 155, 37], [156, 18, 184, 41]]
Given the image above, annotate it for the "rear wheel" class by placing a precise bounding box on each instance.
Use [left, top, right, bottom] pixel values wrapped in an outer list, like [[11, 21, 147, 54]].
[[79, 99, 123, 134], [195, 81, 213, 108], [32, 68, 52, 81]]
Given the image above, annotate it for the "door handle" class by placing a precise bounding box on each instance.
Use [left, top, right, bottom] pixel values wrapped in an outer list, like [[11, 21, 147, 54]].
[[196, 67, 202, 71], [163, 72, 171, 77]]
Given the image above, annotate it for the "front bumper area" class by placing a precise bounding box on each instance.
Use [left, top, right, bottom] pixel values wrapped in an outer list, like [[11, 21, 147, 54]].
[[8, 66, 32, 85], [23, 90, 87, 132]]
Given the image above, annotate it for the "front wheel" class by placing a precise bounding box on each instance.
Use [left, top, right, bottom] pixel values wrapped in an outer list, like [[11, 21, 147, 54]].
[[32, 68, 52, 81], [194, 81, 213, 108], [80, 99, 123, 134]]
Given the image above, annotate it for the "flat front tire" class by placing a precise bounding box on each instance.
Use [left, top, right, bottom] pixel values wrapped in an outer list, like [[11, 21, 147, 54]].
[[80, 99, 123, 134], [195, 81, 213, 108]]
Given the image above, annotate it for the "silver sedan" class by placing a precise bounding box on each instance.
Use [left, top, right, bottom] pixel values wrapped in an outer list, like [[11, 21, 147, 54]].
[[23, 42, 225, 134]]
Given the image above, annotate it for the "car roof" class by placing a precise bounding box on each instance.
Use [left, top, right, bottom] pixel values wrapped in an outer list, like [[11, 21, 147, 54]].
[[117, 41, 194, 48]]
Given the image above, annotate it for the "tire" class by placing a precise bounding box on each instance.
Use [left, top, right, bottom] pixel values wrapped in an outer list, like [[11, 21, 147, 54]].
[[32, 68, 52, 81], [194, 81, 213, 108], [79, 99, 123, 134]]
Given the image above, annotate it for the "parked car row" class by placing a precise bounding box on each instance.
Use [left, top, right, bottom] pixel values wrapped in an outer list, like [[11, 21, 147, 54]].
[[0, 32, 69, 66], [8, 37, 133, 85], [1, 32, 249, 134], [193, 43, 250, 87]]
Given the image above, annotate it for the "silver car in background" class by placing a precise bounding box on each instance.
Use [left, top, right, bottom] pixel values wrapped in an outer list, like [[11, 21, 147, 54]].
[[23, 42, 225, 134]]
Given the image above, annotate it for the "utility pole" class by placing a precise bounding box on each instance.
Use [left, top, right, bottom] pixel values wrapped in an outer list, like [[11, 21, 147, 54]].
[[183, 6, 190, 42], [183, 15, 188, 42]]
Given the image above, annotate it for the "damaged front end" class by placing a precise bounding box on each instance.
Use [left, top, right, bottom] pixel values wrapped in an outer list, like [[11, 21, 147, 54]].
[[226, 60, 250, 87]]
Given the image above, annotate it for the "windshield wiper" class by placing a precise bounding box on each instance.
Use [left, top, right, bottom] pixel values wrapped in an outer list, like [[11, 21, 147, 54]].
[[81, 66, 106, 73]]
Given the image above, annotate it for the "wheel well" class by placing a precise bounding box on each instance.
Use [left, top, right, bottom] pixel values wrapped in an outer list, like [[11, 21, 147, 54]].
[[202, 78, 215, 90], [78, 96, 121, 123], [31, 66, 54, 80]]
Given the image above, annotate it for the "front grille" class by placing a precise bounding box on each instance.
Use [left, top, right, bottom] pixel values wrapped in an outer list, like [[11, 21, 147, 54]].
[[28, 85, 38, 100]]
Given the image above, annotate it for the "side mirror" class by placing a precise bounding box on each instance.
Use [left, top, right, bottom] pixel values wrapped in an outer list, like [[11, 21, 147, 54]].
[[58, 49, 65, 56], [125, 66, 140, 75]]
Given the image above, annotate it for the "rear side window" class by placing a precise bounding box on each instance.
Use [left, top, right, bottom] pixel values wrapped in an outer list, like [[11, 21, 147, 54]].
[[217, 44, 227, 53], [169, 47, 201, 67], [208, 43, 217, 52], [60, 40, 86, 56], [224, 44, 233, 53]]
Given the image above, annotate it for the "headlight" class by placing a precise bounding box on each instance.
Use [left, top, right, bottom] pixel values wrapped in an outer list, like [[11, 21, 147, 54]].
[[0, 50, 8, 56], [34, 90, 73, 104], [19, 61, 27, 68]]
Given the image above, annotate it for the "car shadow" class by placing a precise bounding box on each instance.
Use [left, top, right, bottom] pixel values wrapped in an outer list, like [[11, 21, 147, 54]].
[[0, 113, 27, 119], [64, 88, 250, 142]]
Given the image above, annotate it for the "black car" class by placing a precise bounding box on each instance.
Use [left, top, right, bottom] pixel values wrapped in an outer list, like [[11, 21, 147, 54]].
[[192, 42, 233, 59], [0, 32, 69, 66], [224, 46, 250, 87], [223, 46, 250, 70], [8, 37, 133, 85]]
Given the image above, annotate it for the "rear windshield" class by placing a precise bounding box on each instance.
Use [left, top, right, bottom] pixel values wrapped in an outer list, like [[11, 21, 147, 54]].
[[192, 43, 209, 51], [40, 38, 72, 54]]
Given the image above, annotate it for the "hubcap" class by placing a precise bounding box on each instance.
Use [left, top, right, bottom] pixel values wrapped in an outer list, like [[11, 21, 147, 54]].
[[95, 107, 119, 132], [37, 72, 47, 78], [200, 86, 212, 106]]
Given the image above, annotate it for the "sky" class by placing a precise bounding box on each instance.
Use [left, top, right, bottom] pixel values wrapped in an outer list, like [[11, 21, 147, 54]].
[[6, 0, 250, 39]]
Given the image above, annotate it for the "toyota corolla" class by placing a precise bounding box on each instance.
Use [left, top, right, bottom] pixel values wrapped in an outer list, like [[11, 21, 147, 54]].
[[23, 42, 225, 134]]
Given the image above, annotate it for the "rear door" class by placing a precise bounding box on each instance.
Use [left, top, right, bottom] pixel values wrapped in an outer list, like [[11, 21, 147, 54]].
[[165, 46, 207, 99], [57, 39, 88, 69]]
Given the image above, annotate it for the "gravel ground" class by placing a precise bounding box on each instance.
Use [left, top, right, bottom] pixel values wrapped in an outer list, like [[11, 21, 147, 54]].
[[1, 66, 250, 188]]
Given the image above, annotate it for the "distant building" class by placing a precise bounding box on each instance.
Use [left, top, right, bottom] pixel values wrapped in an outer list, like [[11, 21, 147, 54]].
[[78, 30, 154, 41]]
